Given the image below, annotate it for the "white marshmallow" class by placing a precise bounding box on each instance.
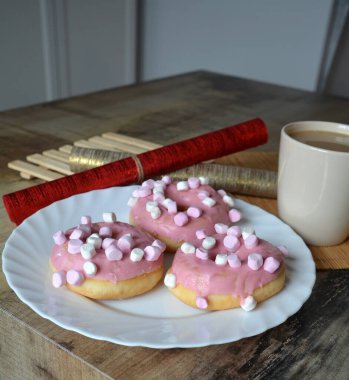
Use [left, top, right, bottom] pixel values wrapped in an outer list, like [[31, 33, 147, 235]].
[[177, 181, 189, 191], [83, 261, 97, 276], [202, 197, 216, 207], [146, 201, 158, 212], [164, 273, 176, 288], [162, 198, 173, 208], [240, 296, 257, 311], [215, 253, 228, 266], [202, 236, 216, 250], [80, 243, 97, 260], [181, 242, 196, 254], [130, 248, 144, 262], [86, 234, 102, 249], [102, 212, 116, 222], [199, 177, 209, 185], [150, 206, 161, 219], [223, 195, 235, 207], [127, 197, 138, 207], [153, 184, 165, 194], [242, 225, 255, 240]]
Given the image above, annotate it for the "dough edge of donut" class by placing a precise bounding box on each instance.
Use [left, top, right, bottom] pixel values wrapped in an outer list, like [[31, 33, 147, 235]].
[[50, 261, 164, 300], [166, 264, 286, 310]]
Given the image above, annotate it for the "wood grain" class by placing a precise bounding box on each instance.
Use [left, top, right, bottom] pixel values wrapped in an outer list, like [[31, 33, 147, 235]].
[[1, 71, 349, 379]]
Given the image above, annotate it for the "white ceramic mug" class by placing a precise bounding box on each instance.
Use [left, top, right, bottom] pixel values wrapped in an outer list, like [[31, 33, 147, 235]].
[[277, 121, 349, 246]]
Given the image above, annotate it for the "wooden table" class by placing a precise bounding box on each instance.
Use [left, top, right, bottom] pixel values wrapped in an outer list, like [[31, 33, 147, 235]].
[[1, 71, 348, 379]]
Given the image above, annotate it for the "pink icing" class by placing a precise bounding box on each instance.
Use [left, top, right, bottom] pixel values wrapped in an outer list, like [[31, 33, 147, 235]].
[[171, 236, 284, 298], [51, 221, 163, 283]]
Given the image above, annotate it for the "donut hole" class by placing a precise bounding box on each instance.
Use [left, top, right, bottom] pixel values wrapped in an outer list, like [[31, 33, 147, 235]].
[[176, 205, 188, 212]]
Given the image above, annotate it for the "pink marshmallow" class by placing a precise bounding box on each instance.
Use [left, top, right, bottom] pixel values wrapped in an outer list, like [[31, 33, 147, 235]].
[[105, 246, 123, 261], [196, 229, 207, 240], [78, 224, 91, 236], [188, 177, 200, 189], [223, 235, 241, 251], [245, 234, 259, 249], [117, 235, 133, 253], [142, 179, 155, 189], [248, 253, 263, 270], [229, 208, 242, 223], [277, 245, 289, 256], [196, 247, 209, 260], [174, 212, 189, 227], [197, 190, 209, 200], [52, 271, 66, 288], [217, 189, 227, 197], [153, 193, 165, 203], [80, 215, 92, 225], [214, 223, 228, 234], [102, 238, 116, 250], [152, 239, 166, 253], [144, 245, 162, 261], [196, 296, 208, 309], [187, 206, 202, 218], [99, 226, 112, 238], [228, 254, 241, 268], [69, 228, 84, 240], [264, 257, 280, 273], [53, 230, 67, 245], [133, 187, 152, 198], [162, 175, 172, 184], [227, 226, 242, 237], [66, 270, 84, 286], [67, 239, 83, 254], [167, 200, 177, 214]]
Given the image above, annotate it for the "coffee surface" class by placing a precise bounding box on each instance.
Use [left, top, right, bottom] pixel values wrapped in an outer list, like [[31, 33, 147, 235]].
[[289, 130, 349, 152]]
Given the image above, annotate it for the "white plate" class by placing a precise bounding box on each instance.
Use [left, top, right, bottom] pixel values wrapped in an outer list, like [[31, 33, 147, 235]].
[[2, 186, 316, 348]]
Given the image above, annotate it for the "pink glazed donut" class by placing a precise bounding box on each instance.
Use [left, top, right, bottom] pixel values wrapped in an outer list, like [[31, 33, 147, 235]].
[[164, 226, 287, 311], [129, 176, 242, 252], [50, 212, 165, 299]]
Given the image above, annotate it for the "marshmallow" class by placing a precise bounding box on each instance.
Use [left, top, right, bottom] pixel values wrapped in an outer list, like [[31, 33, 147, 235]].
[[202, 236, 216, 250], [197, 190, 209, 200], [146, 201, 158, 212], [188, 177, 200, 189], [174, 212, 189, 226], [277, 245, 289, 256], [196, 247, 209, 260], [242, 225, 255, 240], [196, 229, 207, 240], [102, 212, 117, 223], [80, 215, 92, 225], [215, 253, 228, 266], [53, 230, 67, 245], [127, 196, 138, 207], [117, 235, 133, 253], [66, 270, 84, 286], [227, 226, 242, 237], [223, 195, 235, 207], [162, 198, 172, 208], [105, 246, 123, 261], [240, 295, 257, 311], [130, 247, 144, 262], [150, 206, 162, 220], [229, 208, 241, 222], [196, 296, 208, 309], [52, 271, 66, 288], [69, 228, 84, 240], [99, 226, 112, 238], [199, 177, 209, 185], [248, 253, 263, 270], [80, 243, 97, 260], [142, 179, 155, 188], [78, 224, 91, 236], [228, 253, 241, 268], [214, 223, 228, 234], [181, 242, 196, 254], [164, 273, 176, 288], [244, 234, 259, 249], [153, 184, 165, 194], [177, 181, 189, 191], [167, 200, 177, 214], [217, 189, 227, 197], [68, 239, 83, 254], [153, 192, 165, 203], [133, 187, 152, 198], [264, 257, 281, 273], [144, 245, 162, 261], [102, 237, 116, 249], [223, 235, 240, 252], [162, 175, 172, 184], [83, 261, 97, 276], [202, 197, 216, 207], [187, 206, 202, 218], [152, 239, 166, 253], [86, 234, 102, 249]]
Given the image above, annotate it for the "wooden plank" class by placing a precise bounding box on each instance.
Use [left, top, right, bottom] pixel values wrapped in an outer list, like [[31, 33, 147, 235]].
[[8, 160, 63, 181], [43, 149, 70, 163], [88, 136, 147, 154], [102, 132, 162, 150], [74, 139, 119, 151], [59, 145, 73, 154], [26, 154, 74, 175]]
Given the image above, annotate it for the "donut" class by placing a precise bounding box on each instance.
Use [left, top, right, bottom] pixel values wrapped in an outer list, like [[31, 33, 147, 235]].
[[164, 225, 287, 311], [129, 176, 241, 252], [50, 212, 165, 299]]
